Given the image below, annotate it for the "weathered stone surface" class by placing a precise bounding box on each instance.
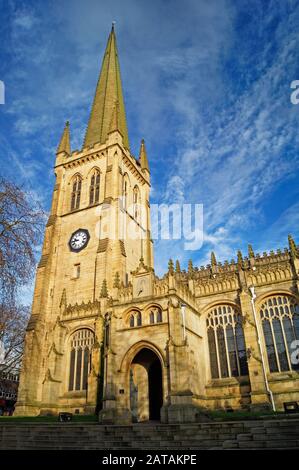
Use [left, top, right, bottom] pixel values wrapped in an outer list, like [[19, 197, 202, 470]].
[[0, 419, 299, 450]]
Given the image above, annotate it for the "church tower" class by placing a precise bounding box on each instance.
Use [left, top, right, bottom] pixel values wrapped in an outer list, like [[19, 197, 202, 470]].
[[15, 25, 299, 423], [15, 25, 153, 416]]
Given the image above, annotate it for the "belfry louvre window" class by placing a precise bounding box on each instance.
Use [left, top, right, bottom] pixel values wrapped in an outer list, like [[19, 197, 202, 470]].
[[206, 305, 248, 379], [68, 329, 94, 392], [260, 295, 299, 373], [71, 176, 82, 210], [89, 170, 100, 205]]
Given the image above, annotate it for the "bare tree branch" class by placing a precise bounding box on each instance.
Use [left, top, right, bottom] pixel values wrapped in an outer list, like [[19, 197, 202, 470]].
[[0, 177, 45, 372]]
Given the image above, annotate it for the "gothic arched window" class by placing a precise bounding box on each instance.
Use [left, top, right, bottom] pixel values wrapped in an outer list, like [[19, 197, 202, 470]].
[[148, 307, 162, 325], [89, 169, 100, 205], [260, 295, 299, 373], [128, 310, 142, 328], [206, 305, 248, 379], [68, 329, 94, 392], [71, 175, 82, 210], [156, 309, 162, 323]]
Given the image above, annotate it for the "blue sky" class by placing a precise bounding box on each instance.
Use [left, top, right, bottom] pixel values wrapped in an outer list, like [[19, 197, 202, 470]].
[[1, 0, 299, 285]]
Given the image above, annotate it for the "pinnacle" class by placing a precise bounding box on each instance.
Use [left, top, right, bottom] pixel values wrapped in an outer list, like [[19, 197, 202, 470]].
[[56, 121, 71, 155]]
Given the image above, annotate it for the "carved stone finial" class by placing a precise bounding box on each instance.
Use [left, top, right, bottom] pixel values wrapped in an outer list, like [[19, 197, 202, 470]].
[[168, 259, 174, 275], [288, 234, 298, 259], [188, 259, 194, 276], [211, 251, 217, 266], [248, 244, 255, 258], [175, 260, 181, 273], [237, 250, 243, 267], [100, 279, 108, 298]]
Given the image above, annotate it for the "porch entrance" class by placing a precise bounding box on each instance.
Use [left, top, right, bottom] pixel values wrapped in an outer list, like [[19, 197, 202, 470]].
[[130, 348, 163, 422]]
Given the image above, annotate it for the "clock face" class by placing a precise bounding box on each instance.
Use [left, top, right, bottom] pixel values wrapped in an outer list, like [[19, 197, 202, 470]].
[[69, 229, 90, 252], [137, 279, 146, 296], [133, 275, 151, 298]]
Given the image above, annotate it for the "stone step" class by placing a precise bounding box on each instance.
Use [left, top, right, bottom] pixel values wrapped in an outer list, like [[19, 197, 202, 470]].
[[1, 419, 299, 450]]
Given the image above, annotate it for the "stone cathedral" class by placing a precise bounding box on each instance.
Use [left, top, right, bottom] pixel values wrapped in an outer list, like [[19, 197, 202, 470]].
[[16, 26, 299, 423]]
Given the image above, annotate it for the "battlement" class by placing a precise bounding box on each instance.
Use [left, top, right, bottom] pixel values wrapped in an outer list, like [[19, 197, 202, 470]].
[[166, 235, 298, 298], [174, 237, 297, 279]]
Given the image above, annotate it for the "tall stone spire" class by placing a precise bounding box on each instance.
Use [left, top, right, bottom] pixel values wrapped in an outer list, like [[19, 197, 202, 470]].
[[83, 24, 130, 150], [57, 121, 71, 155]]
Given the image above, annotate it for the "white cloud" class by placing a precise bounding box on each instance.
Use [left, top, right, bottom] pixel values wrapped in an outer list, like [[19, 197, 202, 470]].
[[13, 11, 37, 30], [163, 175, 185, 204], [159, 2, 299, 269], [2, 0, 298, 277]]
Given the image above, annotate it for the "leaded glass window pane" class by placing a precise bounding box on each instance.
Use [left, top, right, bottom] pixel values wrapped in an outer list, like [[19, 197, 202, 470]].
[[68, 329, 94, 392], [217, 327, 229, 378], [71, 176, 82, 210], [206, 305, 248, 379], [260, 296, 299, 373], [89, 187, 94, 205], [235, 323, 249, 376], [293, 315, 299, 339], [272, 319, 289, 371], [82, 349, 90, 390], [75, 348, 83, 390], [68, 349, 75, 391], [226, 325, 238, 377], [283, 316, 298, 371], [89, 170, 100, 205], [262, 320, 278, 372], [208, 328, 219, 379]]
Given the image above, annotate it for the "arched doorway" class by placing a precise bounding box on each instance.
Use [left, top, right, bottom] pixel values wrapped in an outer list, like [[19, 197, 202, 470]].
[[130, 348, 163, 422]]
